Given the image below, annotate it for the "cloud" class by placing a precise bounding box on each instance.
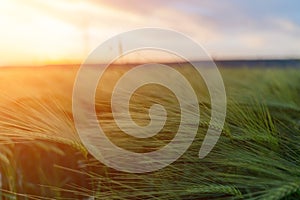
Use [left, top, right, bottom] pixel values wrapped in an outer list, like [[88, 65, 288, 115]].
[[0, 0, 299, 65]]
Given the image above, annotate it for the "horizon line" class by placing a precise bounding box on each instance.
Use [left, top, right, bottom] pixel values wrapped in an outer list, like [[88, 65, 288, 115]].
[[0, 58, 300, 68]]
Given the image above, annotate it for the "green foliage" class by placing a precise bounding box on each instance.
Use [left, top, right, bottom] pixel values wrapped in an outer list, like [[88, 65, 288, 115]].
[[0, 67, 300, 199]]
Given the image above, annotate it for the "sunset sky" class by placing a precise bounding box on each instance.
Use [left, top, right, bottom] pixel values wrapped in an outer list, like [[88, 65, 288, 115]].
[[0, 0, 299, 66]]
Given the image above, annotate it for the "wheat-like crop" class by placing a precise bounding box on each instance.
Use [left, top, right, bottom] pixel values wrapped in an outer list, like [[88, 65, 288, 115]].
[[0, 66, 299, 199]]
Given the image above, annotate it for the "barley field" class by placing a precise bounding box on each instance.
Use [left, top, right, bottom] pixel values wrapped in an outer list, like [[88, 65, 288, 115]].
[[0, 62, 299, 199]]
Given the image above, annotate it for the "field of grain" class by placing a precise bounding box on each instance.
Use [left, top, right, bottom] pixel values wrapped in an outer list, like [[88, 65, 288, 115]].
[[0, 64, 299, 199]]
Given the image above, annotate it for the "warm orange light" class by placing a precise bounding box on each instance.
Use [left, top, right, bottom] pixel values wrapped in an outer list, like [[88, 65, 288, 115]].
[[0, 0, 143, 66]]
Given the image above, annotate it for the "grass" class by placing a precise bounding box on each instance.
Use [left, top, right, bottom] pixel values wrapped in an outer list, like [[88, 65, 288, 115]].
[[0, 64, 299, 199]]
